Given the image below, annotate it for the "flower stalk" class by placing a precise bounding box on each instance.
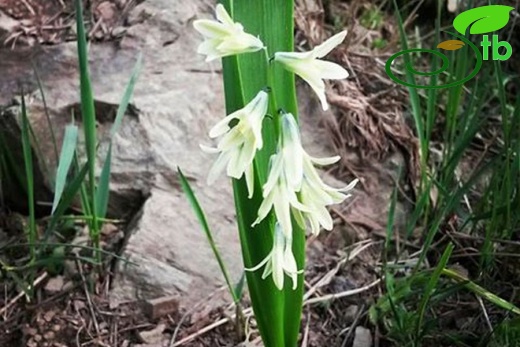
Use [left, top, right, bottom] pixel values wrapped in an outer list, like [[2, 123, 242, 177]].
[[191, 2, 356, 346]]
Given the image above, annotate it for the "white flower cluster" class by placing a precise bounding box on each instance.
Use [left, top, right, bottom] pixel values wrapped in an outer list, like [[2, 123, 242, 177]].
[[195, 4, 358, 290]]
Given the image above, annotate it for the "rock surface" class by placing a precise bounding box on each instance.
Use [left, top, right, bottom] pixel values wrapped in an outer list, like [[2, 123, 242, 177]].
[[0, 0, 399, 312], [0, 0, 244, 310]]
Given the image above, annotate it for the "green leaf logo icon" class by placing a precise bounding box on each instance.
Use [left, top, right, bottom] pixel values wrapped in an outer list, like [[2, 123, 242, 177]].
[[453, 5, 514, 35]]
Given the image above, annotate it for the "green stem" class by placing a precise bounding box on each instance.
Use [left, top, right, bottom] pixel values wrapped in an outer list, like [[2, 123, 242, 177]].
[[264, 48, 281, 135]]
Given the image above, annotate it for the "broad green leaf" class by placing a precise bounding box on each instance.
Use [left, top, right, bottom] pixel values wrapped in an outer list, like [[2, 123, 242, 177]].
[[52, 125, 78, 214], [220, 1, 304, 346], [453, 5, 513, 35]]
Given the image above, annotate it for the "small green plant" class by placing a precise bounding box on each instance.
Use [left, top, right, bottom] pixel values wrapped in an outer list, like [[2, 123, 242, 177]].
[[373, 1, 520, 346], [360, 5, 384, 30], [0, 0, 141, 297]]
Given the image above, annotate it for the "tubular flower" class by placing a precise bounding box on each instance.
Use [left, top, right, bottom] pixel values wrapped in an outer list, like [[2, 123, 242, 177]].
[[274, 30, 349, 111], [253, 114, 309, 236], [255, 113, 358, 237], [246, 222, 302, 290], [202, 91, 268, 198], [296, 155, 359, 235], [193, 4, 264, 62]]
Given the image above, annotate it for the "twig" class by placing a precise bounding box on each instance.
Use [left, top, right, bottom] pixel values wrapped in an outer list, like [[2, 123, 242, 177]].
[[304, 240, 374, 301], [169, 286, 232, 347], [476, 295, 493, 332], [0, 272, 47, 316], [304, 279, 381, 305], [341, 304, 365, 347], [76, 258, 101, 337], [172, 279, 380, 346], [172, 308, 254, 347]]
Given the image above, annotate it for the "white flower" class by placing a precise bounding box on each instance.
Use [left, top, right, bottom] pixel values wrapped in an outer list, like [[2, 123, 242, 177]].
[[202, 91, 268, 198], [253, 114, 309, 236], [274, 31, 349, 111], [193, 4, 264, 62], [255, 113, 358, 236], [296, 155, 359, 235], [246, 222, 302, 290]]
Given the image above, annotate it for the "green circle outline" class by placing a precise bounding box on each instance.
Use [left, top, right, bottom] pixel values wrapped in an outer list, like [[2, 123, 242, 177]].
[[385, 31, 483, 89]]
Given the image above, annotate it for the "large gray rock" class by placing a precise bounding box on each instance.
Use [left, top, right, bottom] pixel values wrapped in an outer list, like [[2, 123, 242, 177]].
[[0, 0, 244, 309], [0, 0, 402, 312]]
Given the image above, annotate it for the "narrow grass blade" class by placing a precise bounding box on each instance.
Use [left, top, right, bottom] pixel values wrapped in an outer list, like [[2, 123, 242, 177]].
[[442, 268, 520, 315], [44, 163, 88, 240], [96, 53, 142, 224], [110, 53, 143, 138], [177, 167, 239, 304], [51, 124, 78, 214], [20, 93, 36, 262], [74, 0, 99, 245], [415, 243, 454, 340], [95, 146, 111, 222], [33, 64, 59, 164]]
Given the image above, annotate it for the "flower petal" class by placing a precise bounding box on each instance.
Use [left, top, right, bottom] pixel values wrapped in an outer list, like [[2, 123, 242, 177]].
[[309, 154, 341, 166], [274, 51, 314, 63], [271, 226, 286, 290], [215, 4, 235, 26], [299, 71, 328, 111], [200, 144, 220, 154], [193, 19, 230, 39], [315, 60, 349, 80], [245, 164, 255, 198], [208, 113, 237, 138], [207, 151, 230, 184], [312, 30, 347, 58]]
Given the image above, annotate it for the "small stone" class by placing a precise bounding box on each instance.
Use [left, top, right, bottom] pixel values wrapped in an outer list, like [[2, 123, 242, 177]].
[[353, 326, 372, 347], [344, 305, 359, 323], [101, 223, 118, 236], [52, 324, 61, 332], [63, 260, 78, 278], [43, 311, 56, 322], [43, 331, 55, 341], [121, 340, 130, 347], [137, 324, 166, 344], [74, 300, 86, 311], [34, 334, 42, 342], [27, 338, 37, 347], [111, 26, 127, 37], [44, 276, 64, 295], [26, 327, 38, 336], [144, 296, 179, 319], [96, 1, 117, 22]]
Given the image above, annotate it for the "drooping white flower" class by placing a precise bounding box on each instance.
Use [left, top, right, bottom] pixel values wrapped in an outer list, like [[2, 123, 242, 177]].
[[253, 114, 309, 236], [202, 91, 268, 198], [255, 113, 358, 236], [296, 155, 359, 235], [246, 222, 302, 290], [193, 4, 264, 62], [274, 31, 349, 111]]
